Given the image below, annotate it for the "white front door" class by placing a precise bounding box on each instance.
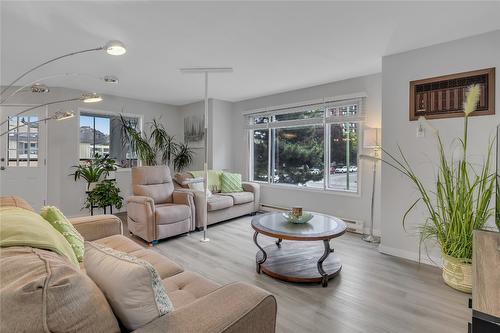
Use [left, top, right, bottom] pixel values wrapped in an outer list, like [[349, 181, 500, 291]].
[[0, 105, 47, 210]]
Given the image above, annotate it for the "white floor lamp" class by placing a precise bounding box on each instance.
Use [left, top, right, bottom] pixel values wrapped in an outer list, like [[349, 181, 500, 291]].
[[360, 127, 381, 243], [179, 67, 233, 243]]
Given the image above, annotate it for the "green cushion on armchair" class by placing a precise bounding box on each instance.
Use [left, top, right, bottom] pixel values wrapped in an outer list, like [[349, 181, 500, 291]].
[[220, 172, 244, 193]]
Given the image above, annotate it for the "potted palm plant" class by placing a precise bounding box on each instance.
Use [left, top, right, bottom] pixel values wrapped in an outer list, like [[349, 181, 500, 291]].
[[120, 116, 194, 171], [383, 85, 495, 293]]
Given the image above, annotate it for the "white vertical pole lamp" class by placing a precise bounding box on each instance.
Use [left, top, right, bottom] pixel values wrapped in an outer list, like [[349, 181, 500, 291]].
[[179, 67, 233, 243], [361, 127, 381, 243]]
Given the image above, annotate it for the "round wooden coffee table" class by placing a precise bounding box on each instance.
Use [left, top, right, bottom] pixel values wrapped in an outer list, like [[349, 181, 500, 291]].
[[251, 212, 346, 287]]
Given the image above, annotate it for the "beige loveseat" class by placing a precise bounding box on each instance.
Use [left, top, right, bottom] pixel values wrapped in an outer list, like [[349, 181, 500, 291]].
[[174, 171, 260, 229], [0, 196, 277, 333]]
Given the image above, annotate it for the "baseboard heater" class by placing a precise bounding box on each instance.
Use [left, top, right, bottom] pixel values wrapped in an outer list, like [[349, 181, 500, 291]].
[[259, 203, 364, 234]]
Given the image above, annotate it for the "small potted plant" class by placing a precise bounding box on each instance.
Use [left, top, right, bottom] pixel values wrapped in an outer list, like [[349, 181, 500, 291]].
[[70, 153, 117, 190], [382, 85, 495, 293], [84, 180, 123, 212]]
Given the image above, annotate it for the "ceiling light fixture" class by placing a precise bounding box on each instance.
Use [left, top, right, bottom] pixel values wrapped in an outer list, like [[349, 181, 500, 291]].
[[31, 84, 50, 93], [54, 110, 75, 121], [105, 40, 127, 56], [81, 93, 103, 103], [103, 75, 119, 84]]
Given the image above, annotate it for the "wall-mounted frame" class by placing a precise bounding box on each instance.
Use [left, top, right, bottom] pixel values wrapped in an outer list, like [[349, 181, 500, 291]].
[[409, 68, 495, 121]]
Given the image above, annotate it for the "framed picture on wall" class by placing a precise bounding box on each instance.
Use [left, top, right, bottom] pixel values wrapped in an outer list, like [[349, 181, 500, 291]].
[[409, 68, 495, 121], [184, 115, 205, 148]]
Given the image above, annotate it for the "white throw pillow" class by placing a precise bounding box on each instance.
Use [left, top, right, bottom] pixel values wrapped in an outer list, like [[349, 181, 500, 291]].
[[84, 241, 173, 331], [188, 181, 213, 197]]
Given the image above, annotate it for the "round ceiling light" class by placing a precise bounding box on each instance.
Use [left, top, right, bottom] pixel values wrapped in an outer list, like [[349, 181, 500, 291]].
[[105, 40, 126, 56], [31, 84, 50, 93], [81, 93, 103, 103], [103, 75, 119, 83]]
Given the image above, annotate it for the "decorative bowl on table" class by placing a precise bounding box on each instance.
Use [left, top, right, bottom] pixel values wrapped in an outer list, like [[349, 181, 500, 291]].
[[282, 212, 314, 224]]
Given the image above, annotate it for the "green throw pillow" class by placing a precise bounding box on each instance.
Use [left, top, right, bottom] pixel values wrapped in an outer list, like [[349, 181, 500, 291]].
[[40, 206, 85, 262], [220, 172, 244, 193]]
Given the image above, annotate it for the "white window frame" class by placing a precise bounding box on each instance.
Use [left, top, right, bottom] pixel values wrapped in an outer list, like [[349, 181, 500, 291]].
[[246, 95, 365, 195]]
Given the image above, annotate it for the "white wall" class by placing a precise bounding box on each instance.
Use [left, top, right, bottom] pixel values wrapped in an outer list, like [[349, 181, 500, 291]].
[[231, 73, 382, 233], [178, 98, 234, 171], [211, 99, 233, 170], [1, 87, 181, 216], [380, 30, 500, 263]]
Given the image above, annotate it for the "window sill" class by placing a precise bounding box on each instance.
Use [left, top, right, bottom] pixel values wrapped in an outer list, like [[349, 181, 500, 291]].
[[253, 181, 361, 197]]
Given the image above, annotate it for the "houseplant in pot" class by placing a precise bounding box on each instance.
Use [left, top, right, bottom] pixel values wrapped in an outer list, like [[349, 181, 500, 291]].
[[382, 84, 495, 293], [84, 180, 123, 212], [120, 116, 194, 170], [70, 153, 117, 190]]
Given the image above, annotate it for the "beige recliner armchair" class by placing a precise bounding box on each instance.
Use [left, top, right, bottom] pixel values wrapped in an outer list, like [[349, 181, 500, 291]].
[[127, 166, 195, 245]]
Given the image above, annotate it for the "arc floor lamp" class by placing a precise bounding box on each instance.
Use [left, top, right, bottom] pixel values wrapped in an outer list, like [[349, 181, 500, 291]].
[[0, 40, 125, 134], [179, 67, 233, 242]]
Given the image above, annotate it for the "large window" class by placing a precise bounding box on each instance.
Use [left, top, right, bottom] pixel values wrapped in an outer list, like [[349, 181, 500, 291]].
[[79, 112, 139, 168], [248, 99, 363, 193]]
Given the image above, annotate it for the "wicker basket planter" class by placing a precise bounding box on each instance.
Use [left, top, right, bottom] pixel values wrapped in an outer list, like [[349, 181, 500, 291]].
[[442, 252, 472, 293]]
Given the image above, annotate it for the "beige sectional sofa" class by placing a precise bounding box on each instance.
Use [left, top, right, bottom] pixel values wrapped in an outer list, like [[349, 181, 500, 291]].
[[174, 171, 260, 228], [0, 196, 277, 333]]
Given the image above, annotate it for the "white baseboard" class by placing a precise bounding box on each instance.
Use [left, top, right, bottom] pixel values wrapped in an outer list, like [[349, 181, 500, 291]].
[[378, 244, 442, 267]]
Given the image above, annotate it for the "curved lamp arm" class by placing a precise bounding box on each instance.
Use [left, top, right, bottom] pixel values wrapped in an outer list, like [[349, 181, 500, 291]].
[[0, 47, 103, 96], [0, 97, 81, 128], [0, 40, 126, 97], [0, 72, 113, 104]]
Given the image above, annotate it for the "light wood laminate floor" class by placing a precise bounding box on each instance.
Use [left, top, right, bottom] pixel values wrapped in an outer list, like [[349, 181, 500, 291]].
[[122, 215, 470, 333]]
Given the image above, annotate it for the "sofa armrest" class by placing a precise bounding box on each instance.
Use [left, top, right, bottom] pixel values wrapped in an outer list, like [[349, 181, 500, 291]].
[[242, 182, 260, 212], [133, 282, 277, 333], [69, 215, 122, 241], [174, 189, 206, 228], [172, 191, 196, 231]]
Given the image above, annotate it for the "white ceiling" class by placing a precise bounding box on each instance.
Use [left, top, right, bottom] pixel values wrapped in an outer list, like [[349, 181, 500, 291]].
[[1, 1, 499, 105]]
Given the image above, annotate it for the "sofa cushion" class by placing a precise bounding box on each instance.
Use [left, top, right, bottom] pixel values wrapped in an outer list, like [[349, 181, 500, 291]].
[[85, 241, 173, 331], [94, 235, 184, 279], [0, 207, 78, 265], [220, 172, 244, 193], [130, 249, 184, 279], [95, 234, 144, 253], [156, 204, 191, 224], [162, 271, 220, 309], [40, 206, 85, 262], [207, 195, 234, 211], [190, 170, 223, 192], [0, 246, 120, 333], [220, 192, 254, 205]]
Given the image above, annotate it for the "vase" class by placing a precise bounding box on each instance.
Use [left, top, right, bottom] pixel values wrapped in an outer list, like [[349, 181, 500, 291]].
[[441, 252, 472, 293]]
